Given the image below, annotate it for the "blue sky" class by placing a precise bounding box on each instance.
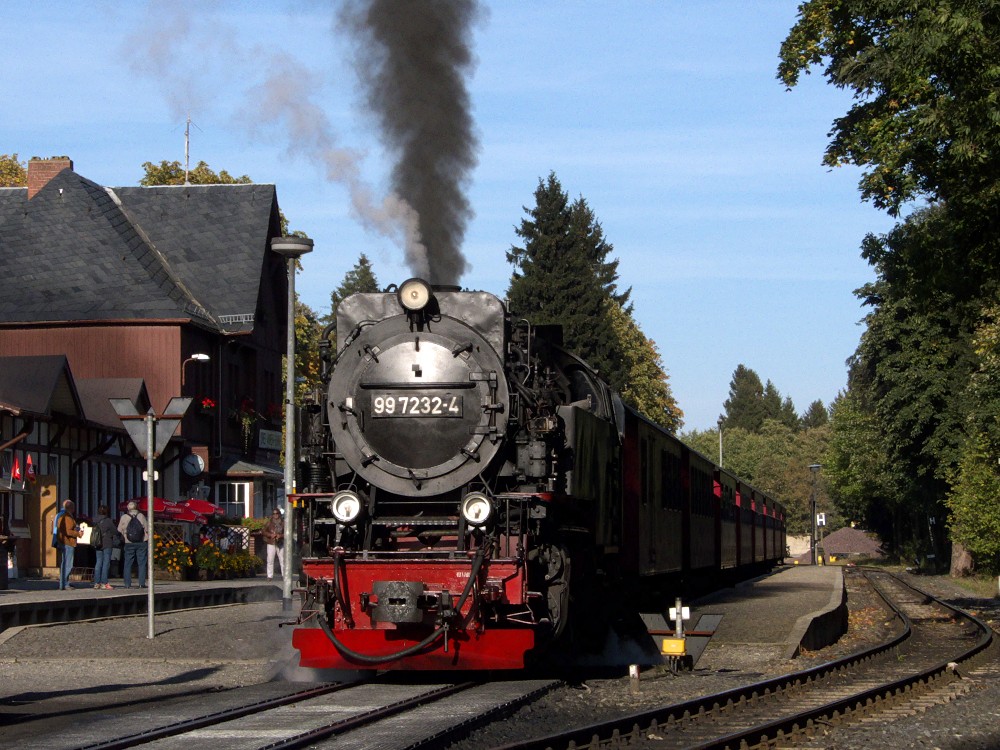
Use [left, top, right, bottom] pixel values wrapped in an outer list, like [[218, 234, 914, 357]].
[[4, 1, 895, 431]]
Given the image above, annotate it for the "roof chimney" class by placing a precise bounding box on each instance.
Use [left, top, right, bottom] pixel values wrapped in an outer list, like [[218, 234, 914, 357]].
[[27, 157, 73, 199]]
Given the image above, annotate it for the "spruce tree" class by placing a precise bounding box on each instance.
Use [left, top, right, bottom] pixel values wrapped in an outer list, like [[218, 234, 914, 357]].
[[330, 253, 380, 315], [762, 381, 783, 423], [721, 365, 767, 432], [801, 400, 829, 429], [507, 173, 627, 389], [322, 253, 381, 335]]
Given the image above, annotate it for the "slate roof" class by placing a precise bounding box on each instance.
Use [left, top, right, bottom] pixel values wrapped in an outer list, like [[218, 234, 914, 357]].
[[820, 526, 884, 557], [0, 355, 83, 418], [0, 170, 279, 332], [216, 456, 283, 478], [75, 378, 150, 429]]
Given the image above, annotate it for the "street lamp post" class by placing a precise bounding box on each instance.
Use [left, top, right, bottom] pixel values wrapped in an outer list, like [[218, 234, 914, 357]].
[[181, 353, 210, 386], [809, 463, 822, 565], [270, 236, 314, 612], [717, 417, 724, 468]]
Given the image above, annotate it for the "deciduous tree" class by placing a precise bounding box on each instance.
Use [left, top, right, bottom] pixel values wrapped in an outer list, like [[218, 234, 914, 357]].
[[607, 300, 682, 432], [140, 160, 251, 186], [0, 153, 26, 187], [779, 0, 1000, 570]]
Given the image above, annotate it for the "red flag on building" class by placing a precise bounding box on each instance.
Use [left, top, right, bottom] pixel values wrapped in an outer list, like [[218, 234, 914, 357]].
[[26, 454, 35, 483], [12, 457, 21, 483]]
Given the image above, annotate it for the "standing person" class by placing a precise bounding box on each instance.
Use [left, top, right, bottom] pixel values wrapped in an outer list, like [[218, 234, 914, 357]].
[[57, 500, 83, 590], [92, 505, 117, 590], [117, 501, 148, 588], [0, 515, 15, 575], [262, 509, 284, 581]]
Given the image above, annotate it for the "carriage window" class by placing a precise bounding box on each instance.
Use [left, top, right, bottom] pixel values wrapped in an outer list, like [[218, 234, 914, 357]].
[[640, 437, 650, 505], [660, 450, 675, 510]]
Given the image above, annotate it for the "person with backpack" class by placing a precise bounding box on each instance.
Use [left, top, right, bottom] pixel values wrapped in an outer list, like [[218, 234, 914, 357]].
[[92, 505, 118, 590], [56, 500, 84, 590], [117, 501, 148, 589]]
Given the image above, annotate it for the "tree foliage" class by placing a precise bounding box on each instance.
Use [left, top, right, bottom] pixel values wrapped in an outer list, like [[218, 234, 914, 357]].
[[801, 399, 829, 429], [721, 365, 801, 432], [778, 2, 1000, 222], [139, 160, 252, 187], [946, 432, 1000, 572], [683, 420, 833, 537], [825, 389, 899, 536], [321, 253, 381, 351], [607, 300, 683, 432], [945, 303, 1000, 571], [294, 300, 322, 399], [507, 173, 629, 390], [721, 365, 767, 432], [779, 0, 1000, 570], [0, 153, 26, 187], [326, 253, 380, 323]]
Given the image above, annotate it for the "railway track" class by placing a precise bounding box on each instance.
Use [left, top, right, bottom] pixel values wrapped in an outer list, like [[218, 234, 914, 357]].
[[21, 677, 557, 750], [486, 568, 995, 750]]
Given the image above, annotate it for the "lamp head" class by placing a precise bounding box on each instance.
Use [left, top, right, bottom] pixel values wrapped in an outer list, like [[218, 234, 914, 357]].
[[270, 236, 314, 259], [397, 278, 433, 313]]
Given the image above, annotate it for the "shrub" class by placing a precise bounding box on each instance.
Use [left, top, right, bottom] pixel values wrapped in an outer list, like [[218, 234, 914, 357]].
[[194, 540, 224, 572], [241, 516, 268, 534], [222, 549, 265, 576], [153, 536, 193, 573]]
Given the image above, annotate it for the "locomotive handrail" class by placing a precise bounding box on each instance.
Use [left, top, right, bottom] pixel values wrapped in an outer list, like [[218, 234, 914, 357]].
[[359, 381, 476, 389]]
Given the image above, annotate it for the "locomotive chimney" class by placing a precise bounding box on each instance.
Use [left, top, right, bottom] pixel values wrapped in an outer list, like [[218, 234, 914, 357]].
[[27, 157, 74, 199]]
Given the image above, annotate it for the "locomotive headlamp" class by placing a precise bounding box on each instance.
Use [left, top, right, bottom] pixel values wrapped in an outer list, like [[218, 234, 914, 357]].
[[397, 278, 433, 312], [331, 490, 363, 524], [460, 492, 493, 527]]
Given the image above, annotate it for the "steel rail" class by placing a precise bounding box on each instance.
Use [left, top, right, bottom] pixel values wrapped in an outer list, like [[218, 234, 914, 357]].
[[78, 682, 350, 750], [488, 569, 993, 750], [258, 681, 478, 750]]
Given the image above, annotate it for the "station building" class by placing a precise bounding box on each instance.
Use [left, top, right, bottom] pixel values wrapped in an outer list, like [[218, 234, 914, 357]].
[[0, 157, 292, 575]]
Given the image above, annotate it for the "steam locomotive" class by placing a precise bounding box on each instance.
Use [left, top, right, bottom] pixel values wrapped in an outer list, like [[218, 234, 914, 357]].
[[290, 279, 786, 670]]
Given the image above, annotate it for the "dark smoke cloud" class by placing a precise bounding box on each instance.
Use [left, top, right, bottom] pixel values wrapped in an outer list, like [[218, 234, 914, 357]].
[[339, 0, 483, 285], [124, 1, 481, 284]]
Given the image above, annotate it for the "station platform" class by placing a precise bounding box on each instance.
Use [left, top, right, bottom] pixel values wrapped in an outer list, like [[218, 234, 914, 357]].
[[0, 575, 282, 642], [1, 566, 845, 667], [684, 564, 846, 664]]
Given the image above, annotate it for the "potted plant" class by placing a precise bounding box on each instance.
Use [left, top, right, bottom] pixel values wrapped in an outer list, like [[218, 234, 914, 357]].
[[153, 535, 193, 580], [198, 396, 217, 416], [229, 398, 259, 453], [241, 516, 268, 558], [194, 539, 224, 579]]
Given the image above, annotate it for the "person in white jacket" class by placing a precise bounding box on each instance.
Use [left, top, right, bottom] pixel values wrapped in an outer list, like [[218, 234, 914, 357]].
[[262, 509, 284, 580]]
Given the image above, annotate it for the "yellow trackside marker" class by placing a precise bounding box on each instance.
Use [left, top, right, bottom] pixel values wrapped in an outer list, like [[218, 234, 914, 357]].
[[661, 637, 686, 656]]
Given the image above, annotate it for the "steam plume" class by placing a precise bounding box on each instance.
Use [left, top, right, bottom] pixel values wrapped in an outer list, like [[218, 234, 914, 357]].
[[125, 1, 481, 283], [340, 0, 483, 284]]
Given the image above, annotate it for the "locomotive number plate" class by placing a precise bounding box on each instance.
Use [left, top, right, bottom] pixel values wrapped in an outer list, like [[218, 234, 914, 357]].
[[371, 393, 463, 418]]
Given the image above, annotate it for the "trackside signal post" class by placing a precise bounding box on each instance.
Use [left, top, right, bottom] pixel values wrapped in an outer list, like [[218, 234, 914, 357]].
[[110, 397, 192, 639]]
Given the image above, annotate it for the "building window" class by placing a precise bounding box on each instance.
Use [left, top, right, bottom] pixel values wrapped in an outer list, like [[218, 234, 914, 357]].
[[215, 481, 251, 518], [262, 483, 278, 516]]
